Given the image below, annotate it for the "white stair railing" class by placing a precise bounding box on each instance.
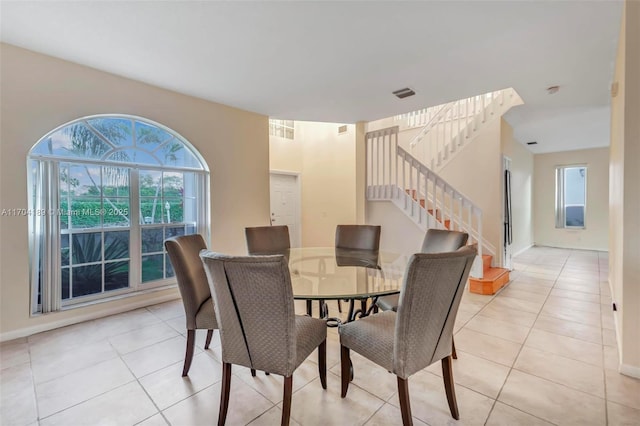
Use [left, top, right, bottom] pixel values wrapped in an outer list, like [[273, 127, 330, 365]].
[[366, 126, 493, 278], [393, 88, 520, 171]]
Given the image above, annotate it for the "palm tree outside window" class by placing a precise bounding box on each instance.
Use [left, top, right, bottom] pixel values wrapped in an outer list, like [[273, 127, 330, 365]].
[[28, 115, 209, 314]]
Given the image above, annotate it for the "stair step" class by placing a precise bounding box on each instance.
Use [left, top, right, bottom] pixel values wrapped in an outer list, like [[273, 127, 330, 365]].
[[469, 267, 510, 295], [405, 189, 418, 198], [403, 189, 450, 229]]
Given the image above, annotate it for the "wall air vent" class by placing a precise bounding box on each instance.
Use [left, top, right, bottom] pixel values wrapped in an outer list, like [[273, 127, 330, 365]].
[[392, 88, 415, 99], [338, 125, 348, 134], [526, 141, 538, 145]]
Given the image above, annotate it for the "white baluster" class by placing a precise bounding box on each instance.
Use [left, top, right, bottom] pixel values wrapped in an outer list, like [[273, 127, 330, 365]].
[[449, 109, 455, 154], [394, 133, 399, 198], [465, 99, 470, 139], [383, 133, 387, 197], [417, 170, 422, 224], [377, 133, 381, 197], [409, 162, 414, 217], [402, 154, 407, 209], [491, 91, 496, 115], [455, 195, 461, 232], [456, 102, 462, 147], [477, 210, 483, 278], [472, 96, 478, 131], [482, 94, 486, 123]]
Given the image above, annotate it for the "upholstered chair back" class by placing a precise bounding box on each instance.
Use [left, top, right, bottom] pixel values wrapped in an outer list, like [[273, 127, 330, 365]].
[[165, 234, 212, 329], [393, 245, 476, 378], [200, 252, 297, 376], [335, 225, 381, 251], [421, 228, 469, 253], [245, 225, 291, 255]]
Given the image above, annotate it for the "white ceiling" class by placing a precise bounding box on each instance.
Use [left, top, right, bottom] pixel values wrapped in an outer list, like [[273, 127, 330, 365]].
[[0, 1, 623, 154]]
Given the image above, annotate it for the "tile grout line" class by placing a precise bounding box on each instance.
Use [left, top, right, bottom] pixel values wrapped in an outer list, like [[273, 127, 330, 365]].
[[483, 249, 570, 426], [129, 308, 179, 426], [27, 338, 42, 425], [599, 251, 609, 426]]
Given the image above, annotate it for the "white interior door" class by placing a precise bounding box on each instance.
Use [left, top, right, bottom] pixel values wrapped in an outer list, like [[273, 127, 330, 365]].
[[270, 172, 301, 247]]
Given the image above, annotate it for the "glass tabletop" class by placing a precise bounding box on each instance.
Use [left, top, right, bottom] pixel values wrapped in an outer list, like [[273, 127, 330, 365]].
[[287, 247, 410, 300]]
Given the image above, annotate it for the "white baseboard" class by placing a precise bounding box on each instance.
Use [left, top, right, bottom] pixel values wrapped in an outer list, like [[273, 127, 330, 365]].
[[0, 290, 180, 342], [620, 363, 640, 379], [512, 244, 534, 258]]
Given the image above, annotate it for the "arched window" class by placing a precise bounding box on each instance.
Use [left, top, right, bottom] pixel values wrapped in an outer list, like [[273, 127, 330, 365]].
[[28, 115, 209, 313]]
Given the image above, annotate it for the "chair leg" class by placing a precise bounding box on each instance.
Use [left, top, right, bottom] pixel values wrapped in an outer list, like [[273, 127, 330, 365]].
[[251, 369, 256, 377], [441, 356, 459, 420], [397, 377, 413, 426], [451, 337, 457, 360], [205, 329, 214, 349], [218, 362, 232, 426], [182, 329, 196, 377], [318, 339, 327, 389], [337, 300, 342, 313], [281, 376, 293, 426], [340, 345, 351, 397]]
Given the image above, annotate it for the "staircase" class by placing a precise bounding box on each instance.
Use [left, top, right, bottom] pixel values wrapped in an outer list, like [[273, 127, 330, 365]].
[[366, 89, 520, 293], [395, 88, 522, 172], [469, 254, 510, 295], [366, 127, 488, 280]]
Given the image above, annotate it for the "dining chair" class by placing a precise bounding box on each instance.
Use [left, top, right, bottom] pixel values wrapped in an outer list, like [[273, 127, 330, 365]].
[[245, 224, 301, 323], [339, 246, 477, 425], [245, 225, 290, 256], [199, 251, 327, 426], [164, 234, 218, 377], [376, 228, 468, 312], [333, 224, 381, 314], [335, 224, 381, 251]]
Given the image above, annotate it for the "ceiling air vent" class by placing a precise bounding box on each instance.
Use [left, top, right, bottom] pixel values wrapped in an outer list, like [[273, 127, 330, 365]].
[[526, 141, 538, 145], [392, 88, 415, 99]]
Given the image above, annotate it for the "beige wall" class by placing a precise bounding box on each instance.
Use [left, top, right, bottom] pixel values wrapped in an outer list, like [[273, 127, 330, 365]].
[[609, 0, 640, 376], [439, 118, 503, 261], [269, 124, 304, 173], [0, 44, 270, 339], [355, 122, 367, 224], [269, 121, 358, 247], [533, 148, 609, 251], [367, 202, 425, 254], [368, 110, 512, 264], [501, 120, 534, 257]]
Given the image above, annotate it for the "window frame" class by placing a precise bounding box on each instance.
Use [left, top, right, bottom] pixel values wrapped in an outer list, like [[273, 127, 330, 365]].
[[269, 119, 295, 140], [28, 114, 210, 314], [555, 164, 587, 229]]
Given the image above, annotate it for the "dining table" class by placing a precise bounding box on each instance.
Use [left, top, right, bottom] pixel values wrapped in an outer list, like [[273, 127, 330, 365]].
[[286, 247, 410, 326]]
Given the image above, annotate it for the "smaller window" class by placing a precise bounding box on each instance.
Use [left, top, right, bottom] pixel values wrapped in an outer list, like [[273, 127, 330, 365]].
[[269, 119, 294, 140], [556, 165, 587, 228]]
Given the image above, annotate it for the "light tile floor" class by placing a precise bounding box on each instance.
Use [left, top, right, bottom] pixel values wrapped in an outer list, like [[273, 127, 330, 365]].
[[2, 246, 639, 425]]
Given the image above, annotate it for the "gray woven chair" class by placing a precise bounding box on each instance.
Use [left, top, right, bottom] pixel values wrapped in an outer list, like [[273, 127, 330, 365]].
[[339, 246, 476, 425], [245, 224, 296, 333], [245, 225, 290, 256], [376, 228, 468, 312], [164, 234, 218, 377], [333, 225, 381, 314], [200, 252, 327, 426], [335, 224, 381, 251]]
